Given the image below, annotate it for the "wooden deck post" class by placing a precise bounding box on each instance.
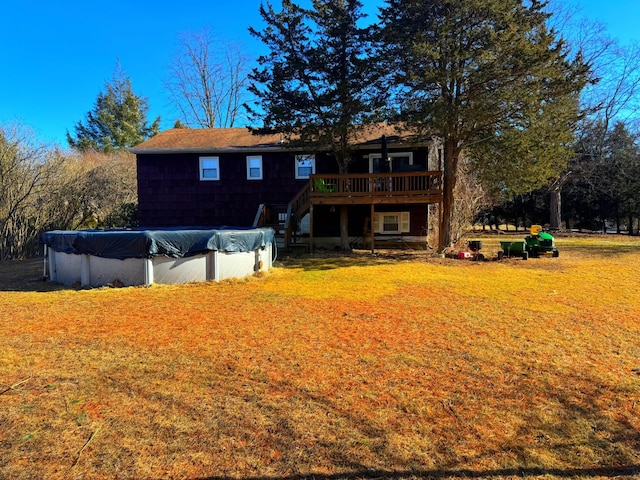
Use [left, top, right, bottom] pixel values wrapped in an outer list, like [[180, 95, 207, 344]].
[[370, 203, 375, 254], [309, 204, 314, 254]]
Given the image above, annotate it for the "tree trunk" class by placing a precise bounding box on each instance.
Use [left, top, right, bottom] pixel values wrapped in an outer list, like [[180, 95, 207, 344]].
[[549, 183, 562, 230], [338, 161, 350, 251], [438, 137, 460, 252]]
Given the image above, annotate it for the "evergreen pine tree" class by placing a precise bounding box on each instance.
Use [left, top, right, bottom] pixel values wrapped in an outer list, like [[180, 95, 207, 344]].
[[67, 63, 160, 152]]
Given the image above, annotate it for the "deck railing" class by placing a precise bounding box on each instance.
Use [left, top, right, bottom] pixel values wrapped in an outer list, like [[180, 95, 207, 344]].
[[309, 171, 442, 200]]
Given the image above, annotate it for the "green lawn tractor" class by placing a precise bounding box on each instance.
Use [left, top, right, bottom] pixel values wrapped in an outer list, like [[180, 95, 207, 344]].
[[525, 225, 559, 258], [500, 225, 559, 260]]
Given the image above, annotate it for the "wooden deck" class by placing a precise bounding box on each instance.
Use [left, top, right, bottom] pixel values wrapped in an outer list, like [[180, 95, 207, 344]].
[[306, 171, 443, 253], [256, 171, 443, 253], [309, 171, 443, 205]]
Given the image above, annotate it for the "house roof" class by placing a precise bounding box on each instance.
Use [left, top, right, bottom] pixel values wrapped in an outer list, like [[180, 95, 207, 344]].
[[129, 124, 423, 154]]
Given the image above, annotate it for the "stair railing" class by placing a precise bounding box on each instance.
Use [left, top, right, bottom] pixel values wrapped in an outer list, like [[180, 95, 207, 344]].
[[272, 181, 311, 251], [252, 203, 266, 227]]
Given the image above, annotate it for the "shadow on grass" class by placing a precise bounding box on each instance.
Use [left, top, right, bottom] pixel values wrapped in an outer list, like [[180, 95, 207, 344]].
[[2, 251, 425, 291], [276, 239, 640, 272], [178, 357, 640, 480], [197, 465, 640, 480], [205, 331, 640, 480], [277, 249, 431, 272], [557, 244, 640, 258], [0, 258, 66, 292]]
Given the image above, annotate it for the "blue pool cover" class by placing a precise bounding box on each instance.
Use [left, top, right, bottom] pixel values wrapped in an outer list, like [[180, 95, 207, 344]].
[[40, 226, 276, 260]]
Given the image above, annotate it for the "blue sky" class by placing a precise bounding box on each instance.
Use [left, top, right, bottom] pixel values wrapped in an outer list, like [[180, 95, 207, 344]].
[[1, 0, 638, 147]]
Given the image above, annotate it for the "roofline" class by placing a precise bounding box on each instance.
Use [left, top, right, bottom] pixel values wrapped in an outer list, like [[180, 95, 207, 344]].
[[129, 146, 290, 155], [129, 140, 430, 156]]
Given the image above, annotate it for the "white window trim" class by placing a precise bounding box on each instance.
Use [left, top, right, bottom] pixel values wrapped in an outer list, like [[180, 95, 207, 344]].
[[295, 154, 316, 179], [368, 152, 414, 173], [373, 211, 410, 234], [199, 156, 220, 181], [246, 155, 263, 180]]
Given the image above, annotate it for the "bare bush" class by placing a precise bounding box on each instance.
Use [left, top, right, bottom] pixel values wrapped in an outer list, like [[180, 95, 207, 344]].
[[0, 125, 54, 259], [1, 124, 138, 260], [446, 159, 491, 249]]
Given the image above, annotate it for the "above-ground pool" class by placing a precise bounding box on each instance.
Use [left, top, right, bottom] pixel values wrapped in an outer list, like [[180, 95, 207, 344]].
[[40, 227, 275, 287]]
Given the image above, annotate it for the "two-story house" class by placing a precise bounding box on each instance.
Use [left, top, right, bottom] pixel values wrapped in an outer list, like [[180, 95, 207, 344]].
[[130, 124, 443, 252]]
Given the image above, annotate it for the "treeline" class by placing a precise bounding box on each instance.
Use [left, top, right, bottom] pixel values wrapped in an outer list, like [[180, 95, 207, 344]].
[[478, 121, 640, 234], [0, 126, 137, 260]]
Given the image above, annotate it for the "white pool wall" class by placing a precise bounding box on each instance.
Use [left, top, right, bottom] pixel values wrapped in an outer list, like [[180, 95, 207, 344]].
[[47, 247, 273, 287]]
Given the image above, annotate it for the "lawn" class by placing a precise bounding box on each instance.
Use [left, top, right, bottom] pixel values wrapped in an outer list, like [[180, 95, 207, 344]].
[[1, 234, 639, 479]]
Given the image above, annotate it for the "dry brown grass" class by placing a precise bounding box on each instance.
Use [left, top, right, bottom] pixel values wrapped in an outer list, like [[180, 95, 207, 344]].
[[1, 235, 640, 479]]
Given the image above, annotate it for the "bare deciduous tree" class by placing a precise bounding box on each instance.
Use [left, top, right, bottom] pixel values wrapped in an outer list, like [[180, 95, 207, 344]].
[[165, 29, 250, 128], [0, 125, 52, 259], [1, 123, 139, 259], [546, 2, 640, 230]]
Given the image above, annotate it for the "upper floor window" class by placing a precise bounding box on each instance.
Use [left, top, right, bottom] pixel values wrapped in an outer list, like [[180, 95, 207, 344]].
[[246, 155, 263, 180], [295, 154, 315, 179], [369, 152, 414, 173], [199, 156, 220, 181]]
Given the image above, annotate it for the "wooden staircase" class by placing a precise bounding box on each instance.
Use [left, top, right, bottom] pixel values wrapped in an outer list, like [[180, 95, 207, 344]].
[[252, 183, 311, 252]]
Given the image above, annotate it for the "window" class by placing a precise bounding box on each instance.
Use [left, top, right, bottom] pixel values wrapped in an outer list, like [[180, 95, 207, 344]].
[[369, 152, 414, 173], [295, 155, 315, 179], [373, 212, 410, 234], [383, 214, 400, 232], [246, 155, 263, 180], [199, 156, 220, 181]]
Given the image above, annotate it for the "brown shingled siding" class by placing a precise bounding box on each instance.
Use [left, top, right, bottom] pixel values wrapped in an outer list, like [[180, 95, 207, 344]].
[[136, 151, 339, 228]]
